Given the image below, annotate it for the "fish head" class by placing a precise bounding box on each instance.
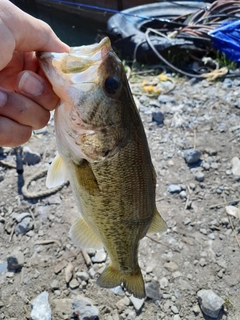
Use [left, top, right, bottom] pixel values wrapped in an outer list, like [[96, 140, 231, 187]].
[[37, 37, 134, 162]]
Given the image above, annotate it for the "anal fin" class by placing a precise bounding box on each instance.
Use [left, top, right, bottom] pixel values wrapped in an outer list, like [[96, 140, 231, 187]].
[[147, 207, 167, 234], [70, 217, 103, 250]]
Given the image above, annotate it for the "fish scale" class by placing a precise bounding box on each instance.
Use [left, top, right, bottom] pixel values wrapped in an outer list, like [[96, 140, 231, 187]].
[[37, 37, 167, 298]]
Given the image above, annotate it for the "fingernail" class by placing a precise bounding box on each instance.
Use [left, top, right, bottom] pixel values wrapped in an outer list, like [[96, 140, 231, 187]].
[[18, 71, 43, 96], [0, 91, 7, 107]]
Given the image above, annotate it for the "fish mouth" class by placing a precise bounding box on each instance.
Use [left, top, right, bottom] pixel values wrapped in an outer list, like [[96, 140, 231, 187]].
[[38, 37, 112, 75]]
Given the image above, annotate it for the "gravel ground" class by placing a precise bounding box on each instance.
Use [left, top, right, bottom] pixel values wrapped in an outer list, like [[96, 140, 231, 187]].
[[0, 74, 240, 320]]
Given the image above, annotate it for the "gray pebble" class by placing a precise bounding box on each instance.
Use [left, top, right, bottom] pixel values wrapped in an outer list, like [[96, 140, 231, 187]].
[[184, 218, 191, 225], [194, 171, 205, 182], [69, 279, 79, 289], [192, 304, 201, 315], [179, 190, 187, 199], [15, 217, 34, 235], [72, 295, 99, 319], [184, 149, 201, 164], [152, 111, 164, 124], [171, 305, 179, 314], [76, 271, 89, 282], [158, 94, 176, 104], [197, 289, 224, 318], [15, 212, 31, 223], [168, 184, 181, 194], [218, 122, 227, 132], [199, 258, 207, 267], [160, 277, 168, 289], [50, 279, 59, 290], [23, 146, 41, 165], [202, 162, 210, 170], [7, 251, 24, 270], [208, 233, 215, 240], [145, 280, 161, 300]]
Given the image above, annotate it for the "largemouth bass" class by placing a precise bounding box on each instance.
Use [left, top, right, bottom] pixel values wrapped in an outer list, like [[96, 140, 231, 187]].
[[37, 37, 166, 298]]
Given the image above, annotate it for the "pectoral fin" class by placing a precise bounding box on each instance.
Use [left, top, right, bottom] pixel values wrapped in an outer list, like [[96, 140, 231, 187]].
[[46, 153, 69, 188], [70, 216, 103, 250], [147, 207, 167, 234]]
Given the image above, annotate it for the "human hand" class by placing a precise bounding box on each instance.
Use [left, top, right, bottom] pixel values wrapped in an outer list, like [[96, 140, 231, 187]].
[[0, 0, 69, 147]]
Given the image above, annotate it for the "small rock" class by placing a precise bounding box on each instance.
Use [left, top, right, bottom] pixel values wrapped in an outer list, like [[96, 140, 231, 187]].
[[145, 265, 153, 274], [184, 149, 201, 164], [184, 218, 191, 225], [7, 251, 24, 270], [168, 184, 181, 194], [164, 261, 178, 272], [225, 206, 240, 219], [69, 279, 79, 289], [116, 296, 130, 312], [158, 94, 176, 104], [145, 280, 161, 300], [218, 122, 227, 132], [171, 305, 179, 314], [194, 171, 205, 182], [231, 157, 240, 176], [76, 271, 89, 282], [179, 190, 187, 199], [152, 111, 164, 125], [111, 286, 124, 296], [208, 233, 215, 240], [129, 295, 144, 312], [202, 162, 210, 170], [192, 304, 201, 315], [52, 298, 72, 316], [91, 250, 107, 263], [160, 277, 168, 289], [172, 271, 182, 279], [54, 260, 68, 274], [88, 267, 96, 278], [50, 279, 59, 290], [197, 289, 224, 318], [173, 316, 181, 320], [31, 291, 51, 320], [199, 258, 207, 267], [211, 162, 219, 169], [72, 295, 99, 319], [65, 263, 74, 284], [23, 146, 41, 165], [15, 217, 34, 235], [15, 212, 31, 223], [200, 228, 208, 235], [111, 309, 120, 320]]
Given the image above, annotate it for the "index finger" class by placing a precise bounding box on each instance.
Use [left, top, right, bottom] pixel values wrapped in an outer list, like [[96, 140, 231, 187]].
[[0, 0, 69, 69]]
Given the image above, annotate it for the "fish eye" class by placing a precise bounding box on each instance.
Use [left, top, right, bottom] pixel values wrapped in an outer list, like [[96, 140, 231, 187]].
[[104, 76, 120, 95]]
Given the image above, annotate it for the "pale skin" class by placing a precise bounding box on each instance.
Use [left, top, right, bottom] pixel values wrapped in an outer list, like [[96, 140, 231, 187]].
[[0, 0, 69, 147]]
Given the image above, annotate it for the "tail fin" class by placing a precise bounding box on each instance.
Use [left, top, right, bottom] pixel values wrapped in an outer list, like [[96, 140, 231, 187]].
[[97, 265, 146, 299]]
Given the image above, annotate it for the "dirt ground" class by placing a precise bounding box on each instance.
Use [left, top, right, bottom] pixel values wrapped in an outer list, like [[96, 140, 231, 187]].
[[0, 75, 240, 320]]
